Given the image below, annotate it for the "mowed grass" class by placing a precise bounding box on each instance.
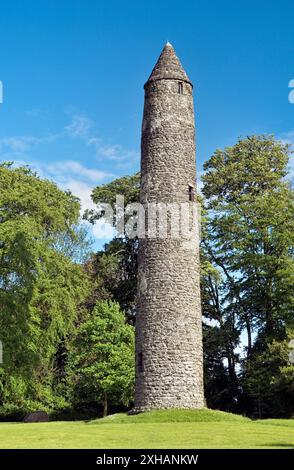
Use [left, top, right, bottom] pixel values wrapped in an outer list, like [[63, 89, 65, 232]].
[[0, 409, 293, 449]]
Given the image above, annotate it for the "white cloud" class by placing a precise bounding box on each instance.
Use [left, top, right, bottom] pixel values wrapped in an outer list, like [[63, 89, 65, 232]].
[[53, 179, 113, 246], [65, 114, 93, 138], [9, 158, 112, 214], [0, 134, 60, 161], [278, 130, 294, 147], [0, 136, 42, 153], [11, 159, 114, 244], [62, 179, 95, 213], [46, 160, 113, 184], [60, 179, 114, 241], [36, 160, 113, 217], [65, 113, 139, 164], [1, 111, 138, 244], [1, 113, 138, 168], [98, 143, 138, 162], [92, 219, 115, 240]]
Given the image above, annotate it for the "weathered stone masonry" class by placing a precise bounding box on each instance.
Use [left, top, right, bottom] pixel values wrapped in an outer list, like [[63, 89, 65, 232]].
[[135, 43, 205, 410]]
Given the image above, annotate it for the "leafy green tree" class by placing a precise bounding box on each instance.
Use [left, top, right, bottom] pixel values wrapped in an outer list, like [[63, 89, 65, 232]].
[[72, 300, 135, 416], [85, 174, 140, 320], [87, 173, 241, 412], [200, 199, 241, 410], [0, 163, 89, 413], [85, 173, 140, 226], [202, 135, 294, 416], [202, 135, 294, 351], [84, 238, 138, 321], [203, 324, 238, 411], [241, 332, 294, 418], [82, 136, 294, 418]]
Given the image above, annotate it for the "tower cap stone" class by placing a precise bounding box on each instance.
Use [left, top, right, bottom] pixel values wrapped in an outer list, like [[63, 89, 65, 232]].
[[145, 42, 192, 88]]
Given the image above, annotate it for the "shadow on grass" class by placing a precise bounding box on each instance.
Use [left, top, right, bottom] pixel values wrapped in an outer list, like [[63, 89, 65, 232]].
[[260, 443, 294, 449]]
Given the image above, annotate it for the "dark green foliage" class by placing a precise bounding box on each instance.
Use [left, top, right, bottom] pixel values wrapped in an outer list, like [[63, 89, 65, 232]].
[[1, 133, 293, 420], [84, 238, 138, 321], [0, 163, 89, 414], [202, 136, 294, 417], [70, 300, 135, 416], [85, 173, 140, 227], [203, 324, 239, 412], [240, 333, 294, 418], [85, 173, 140, 321]]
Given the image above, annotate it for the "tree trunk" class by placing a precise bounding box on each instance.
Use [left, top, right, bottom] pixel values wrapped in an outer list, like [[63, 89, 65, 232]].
[[103, 393, 108, 417], [246, 320, 252, 356]]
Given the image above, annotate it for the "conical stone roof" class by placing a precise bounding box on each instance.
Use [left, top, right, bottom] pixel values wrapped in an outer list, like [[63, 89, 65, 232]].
[[145, 42, 192, 86]]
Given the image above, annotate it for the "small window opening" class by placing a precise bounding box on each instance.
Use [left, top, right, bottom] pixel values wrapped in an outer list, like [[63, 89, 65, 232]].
[[188, 185, 195, 202], [138, 352, 144, 373], [178, 82, 183, 94]]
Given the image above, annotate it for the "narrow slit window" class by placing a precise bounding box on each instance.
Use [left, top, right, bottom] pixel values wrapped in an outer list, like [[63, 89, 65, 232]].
[[138, 352, 144, 372], [178, 82, 183, 94], [188, 185, 195, 202]]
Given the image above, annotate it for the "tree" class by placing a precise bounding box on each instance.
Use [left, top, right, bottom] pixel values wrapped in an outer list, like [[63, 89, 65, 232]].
[[200, 196, 241, 410], [201, 135, 294, 416], [241, 332, 294, 418], [85, 173, 140, 227], [0, 163, 89, 413], [203, 324, 238, 411], [87, 173, 241, 412], [80, 135, 294, 418], [202, 136, 294, 348], [85, 174, 140, 320], [72, 301, 135, 416]]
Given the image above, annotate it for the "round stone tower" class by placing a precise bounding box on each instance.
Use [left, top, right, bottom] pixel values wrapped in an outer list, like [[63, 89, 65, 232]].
[[135, 43, 204, 410]]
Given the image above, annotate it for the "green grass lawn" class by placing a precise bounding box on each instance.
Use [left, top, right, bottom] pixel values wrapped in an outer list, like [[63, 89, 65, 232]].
[[0, 409, 293, 449]]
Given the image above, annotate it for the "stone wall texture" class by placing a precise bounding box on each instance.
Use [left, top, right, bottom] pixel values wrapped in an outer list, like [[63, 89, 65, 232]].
[[135, 43, 205, 410]]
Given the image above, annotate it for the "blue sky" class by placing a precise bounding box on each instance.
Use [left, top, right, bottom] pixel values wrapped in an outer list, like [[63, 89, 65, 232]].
[[0, 0, 294, 247]]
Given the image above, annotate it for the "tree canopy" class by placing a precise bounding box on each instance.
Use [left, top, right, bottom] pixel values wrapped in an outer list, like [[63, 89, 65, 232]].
[[1, 134, 293, 419], [0, 163, 89, 414]]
